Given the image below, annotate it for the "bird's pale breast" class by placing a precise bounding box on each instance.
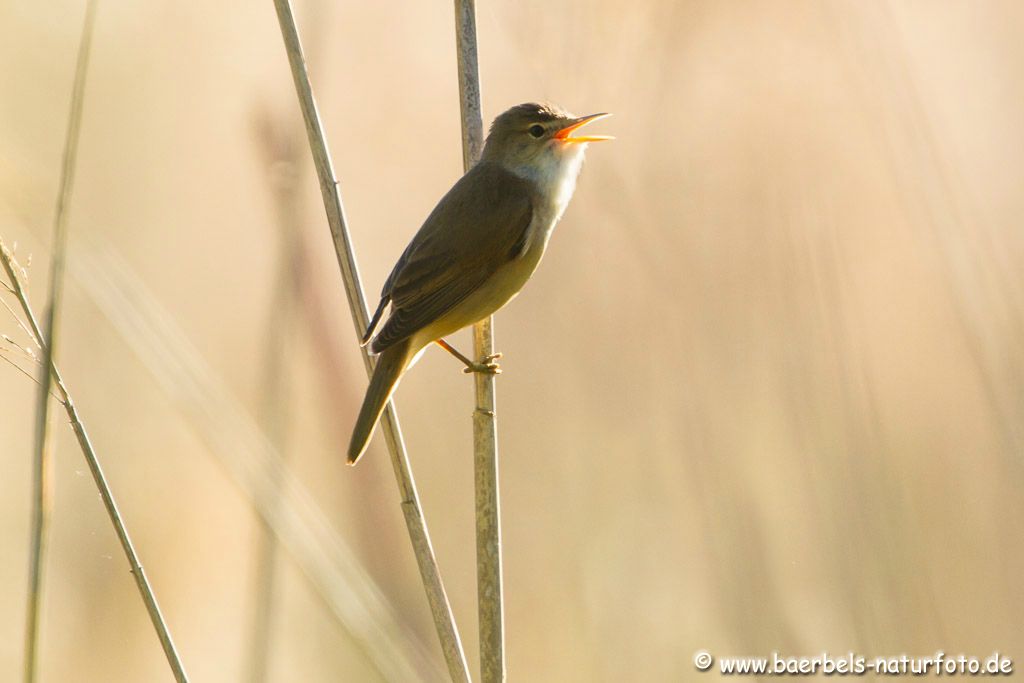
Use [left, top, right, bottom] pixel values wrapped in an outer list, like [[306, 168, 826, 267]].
[[411, 208, 558, 348]]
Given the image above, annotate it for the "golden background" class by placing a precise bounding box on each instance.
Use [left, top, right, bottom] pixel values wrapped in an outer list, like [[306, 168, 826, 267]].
[[1, 1, 1022, 680]]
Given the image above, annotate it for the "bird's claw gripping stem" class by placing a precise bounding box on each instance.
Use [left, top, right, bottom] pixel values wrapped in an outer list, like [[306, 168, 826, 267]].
[[463, 352, 502, 375]]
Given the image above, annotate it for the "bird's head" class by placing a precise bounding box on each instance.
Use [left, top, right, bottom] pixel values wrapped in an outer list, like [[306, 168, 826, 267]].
[[481, 103, 612, 189]]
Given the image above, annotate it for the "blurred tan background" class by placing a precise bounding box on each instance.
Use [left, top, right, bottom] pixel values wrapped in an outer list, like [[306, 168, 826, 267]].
[[2, 0, 1023, 680]]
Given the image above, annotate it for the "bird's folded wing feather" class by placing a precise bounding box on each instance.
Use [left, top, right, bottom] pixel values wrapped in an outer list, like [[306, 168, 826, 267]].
[[371, 162, 534, 353]]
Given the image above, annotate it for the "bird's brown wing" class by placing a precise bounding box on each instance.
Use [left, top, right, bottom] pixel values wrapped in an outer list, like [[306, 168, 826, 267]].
[[370, 161, 534, 354]]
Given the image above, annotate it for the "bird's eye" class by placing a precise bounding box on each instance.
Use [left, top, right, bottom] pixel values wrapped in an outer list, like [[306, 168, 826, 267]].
[[528, 124, 545, 138]]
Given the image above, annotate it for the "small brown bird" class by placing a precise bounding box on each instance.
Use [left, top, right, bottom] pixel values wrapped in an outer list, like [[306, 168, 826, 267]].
[[348, 102, 611, 464]]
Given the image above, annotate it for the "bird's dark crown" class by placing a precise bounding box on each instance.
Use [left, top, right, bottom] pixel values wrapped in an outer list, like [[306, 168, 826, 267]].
[[488, 102, 570, 134]]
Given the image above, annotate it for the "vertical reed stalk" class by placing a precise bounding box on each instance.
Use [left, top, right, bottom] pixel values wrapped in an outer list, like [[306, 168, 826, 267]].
[[245, 242, 293, 683], [2, 243, 189, 683], [452, 3, 506, 681], [270, 2, 471, 680], [245, 111, 304, 683], [24, 2, 96, 680]]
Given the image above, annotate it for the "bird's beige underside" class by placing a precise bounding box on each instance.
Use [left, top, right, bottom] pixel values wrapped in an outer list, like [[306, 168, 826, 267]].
[[407, 225, 549, 353]]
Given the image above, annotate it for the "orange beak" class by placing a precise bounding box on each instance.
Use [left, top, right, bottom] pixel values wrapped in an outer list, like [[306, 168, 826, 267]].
[[554, 112, 614, 143]]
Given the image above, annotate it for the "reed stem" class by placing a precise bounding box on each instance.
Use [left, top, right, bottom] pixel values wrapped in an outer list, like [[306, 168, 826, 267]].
[[24, 2, 97, 680], [270, 1, 471, 680], [453, 2, 506, 681]]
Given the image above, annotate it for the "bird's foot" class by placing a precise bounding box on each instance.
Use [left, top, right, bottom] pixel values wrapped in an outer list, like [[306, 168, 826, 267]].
[[463, 352, 502, 375]]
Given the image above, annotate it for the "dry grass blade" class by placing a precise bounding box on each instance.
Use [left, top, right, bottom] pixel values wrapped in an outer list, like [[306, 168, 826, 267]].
[[452, 2, 506, 681], [270, 1, 471, 680], [0, 342, 61, 399], [24, 2, 96, 680], [1, 242, 190, 683], [72, 244, 447, 683], [0, 348, 45, 387], [245, 104, 305, 683], [2, 296, 39, 344]]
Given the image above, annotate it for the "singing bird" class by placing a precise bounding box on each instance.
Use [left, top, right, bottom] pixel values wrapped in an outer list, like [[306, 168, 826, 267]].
[[348, 102, 612, 464]]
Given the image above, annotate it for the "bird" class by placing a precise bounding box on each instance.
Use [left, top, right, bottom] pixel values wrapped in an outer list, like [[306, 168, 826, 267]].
[[348, 102, 612, 464]]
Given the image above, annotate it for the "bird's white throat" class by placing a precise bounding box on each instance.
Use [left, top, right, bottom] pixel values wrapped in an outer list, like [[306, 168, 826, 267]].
[[505, 143, 587, 223]]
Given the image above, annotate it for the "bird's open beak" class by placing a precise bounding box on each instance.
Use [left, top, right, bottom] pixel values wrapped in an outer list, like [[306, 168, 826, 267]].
[[554, 113, 614, 143]]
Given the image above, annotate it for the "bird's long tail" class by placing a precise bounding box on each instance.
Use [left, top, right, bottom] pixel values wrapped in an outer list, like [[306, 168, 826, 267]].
[[347, 337, 414, 465]]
